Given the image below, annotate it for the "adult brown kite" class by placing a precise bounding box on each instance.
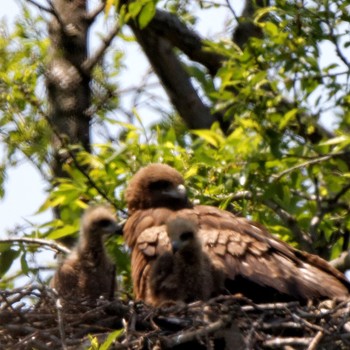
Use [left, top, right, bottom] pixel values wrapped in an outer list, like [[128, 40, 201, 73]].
[[124, 164, 350, 305], [51, 205, 117, 302]]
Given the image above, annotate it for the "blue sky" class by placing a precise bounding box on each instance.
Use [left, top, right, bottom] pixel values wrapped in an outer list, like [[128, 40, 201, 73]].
[[0, 2, 51, 235], [0, 1, 234, 236]]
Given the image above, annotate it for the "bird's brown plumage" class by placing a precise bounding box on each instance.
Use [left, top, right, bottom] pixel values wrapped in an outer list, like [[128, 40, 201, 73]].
[[148, 217, 223, 306], [124, 164, 350, 304], [50, 205, 117, 302]]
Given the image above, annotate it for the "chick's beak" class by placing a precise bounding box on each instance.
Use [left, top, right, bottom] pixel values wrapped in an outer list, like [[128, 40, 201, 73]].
[[171, 240, 180, 253], [114, 219, 126, 236]]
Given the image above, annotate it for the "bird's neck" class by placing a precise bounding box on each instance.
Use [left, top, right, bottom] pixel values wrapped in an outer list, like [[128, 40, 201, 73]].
[[179, 243, 201, 264], [78, 233, 105, 263]]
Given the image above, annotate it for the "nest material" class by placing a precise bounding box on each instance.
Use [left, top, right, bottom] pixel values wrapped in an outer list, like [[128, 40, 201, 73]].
[[1, 284, 350, 350]]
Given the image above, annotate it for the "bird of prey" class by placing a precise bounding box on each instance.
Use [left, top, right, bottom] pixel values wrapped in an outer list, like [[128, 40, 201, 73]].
[[124, 163, 350, 304], [50, 205, 118, 302], [148, 217, 223, 306]]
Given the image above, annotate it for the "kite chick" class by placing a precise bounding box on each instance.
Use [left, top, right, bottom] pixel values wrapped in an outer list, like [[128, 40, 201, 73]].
[[149, 217, 221, 306], [50, 205, 118, 302]]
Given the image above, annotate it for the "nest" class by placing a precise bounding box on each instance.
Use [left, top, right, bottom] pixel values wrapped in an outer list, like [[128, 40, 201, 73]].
[[1, 284, 350, 349]]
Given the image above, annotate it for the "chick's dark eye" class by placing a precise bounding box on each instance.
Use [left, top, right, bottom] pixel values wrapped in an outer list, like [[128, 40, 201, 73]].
[[149, 180, 172, 191], [98, 219, 113, 227], [180, 231, 194, 241]]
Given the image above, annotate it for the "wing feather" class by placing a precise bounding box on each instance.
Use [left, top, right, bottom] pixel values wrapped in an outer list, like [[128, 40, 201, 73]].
[[194, 205, 350, 300], [124, 208, 174, 300], [125, 204, 350, 302]]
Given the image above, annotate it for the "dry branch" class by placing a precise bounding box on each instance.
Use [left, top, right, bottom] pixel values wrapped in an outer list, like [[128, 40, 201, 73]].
[[0, 237, 70, 255], [1, 284, 350, 350]]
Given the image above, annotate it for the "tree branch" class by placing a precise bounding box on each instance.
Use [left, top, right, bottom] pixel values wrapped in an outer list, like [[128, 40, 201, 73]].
[[25, 0, 54, 13], [148, 10, 225, 76], [87, 2, 105, 22], [273, 153, 348, 182], [330, 250, 350, 272], [0, 238, 71, 255], [263, 199, 314, 252], [130, 23, 216, 130], [82, 22, 120, 73]]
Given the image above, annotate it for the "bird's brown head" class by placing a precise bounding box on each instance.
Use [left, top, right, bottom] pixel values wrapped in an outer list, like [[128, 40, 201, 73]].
[[125, 164, 190, 213], [166, 217, 198, 253], [81, 205, 118, 239]]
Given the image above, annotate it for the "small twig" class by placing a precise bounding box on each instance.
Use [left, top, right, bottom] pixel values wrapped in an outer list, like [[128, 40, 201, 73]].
[[55, 298, 68, 350], [330, 250, 350, 272], [273, 154, 333, 181], [82, 21, 121, 73], [162, 315, 231, 347], [291, 312, 329, 334], [87, 2, 106, 22], [307, 330, 324, 350], [263, 336, 313, 347], [263, 198, 313, 251], [25, 0, 54, 13], [225, 0, 239, 21], [0, 237, 71, 255]]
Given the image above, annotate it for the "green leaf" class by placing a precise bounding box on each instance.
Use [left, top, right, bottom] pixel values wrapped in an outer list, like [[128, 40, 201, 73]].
[[99, 329, 124, 350], [279, 108, 298, 130], [191, 129, 224, 149], [263, 22, 279, 37], [254, 6, 279, 24], [0, 249, 20, 277], [20, 253, 29, 276], [88, 335, 99, 350], [46, 224, 79, 240], [138, 1, 156, 29], [104, 0, 114, 15], [128, 1, 143, 18], [320, 135, 350, 147]]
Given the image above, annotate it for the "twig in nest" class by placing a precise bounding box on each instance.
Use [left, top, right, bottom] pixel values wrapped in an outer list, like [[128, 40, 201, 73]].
[[263, 336, 314, 347], [55, 298, 67, 350], [307, 330, 324, 350], [161, 315, 231, 348]]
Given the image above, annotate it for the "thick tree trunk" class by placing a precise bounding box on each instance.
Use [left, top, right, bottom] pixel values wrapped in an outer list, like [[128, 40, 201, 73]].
[[46, 0, 91, 180], [46, 0, 92, 246]]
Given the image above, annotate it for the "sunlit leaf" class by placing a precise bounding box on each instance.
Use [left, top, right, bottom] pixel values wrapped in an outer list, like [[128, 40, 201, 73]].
[[138, 1, 156, 29], [99, 329, 124, 350], [0, 249, 20, 277]]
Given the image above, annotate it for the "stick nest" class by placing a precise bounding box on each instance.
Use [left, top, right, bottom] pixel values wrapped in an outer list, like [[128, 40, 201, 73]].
[[1, 284, 350, 349]]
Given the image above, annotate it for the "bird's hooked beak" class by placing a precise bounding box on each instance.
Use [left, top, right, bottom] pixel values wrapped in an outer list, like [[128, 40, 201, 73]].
[[114, 219, 126, 236], [161, 184, 187, 200], [171, 240, 181, 253]]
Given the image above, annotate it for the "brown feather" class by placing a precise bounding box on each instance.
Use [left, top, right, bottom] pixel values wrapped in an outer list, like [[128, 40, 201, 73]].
[[50, 205, 117, 302], [148, 217, 222, 306], [124, 164, 350, 304]]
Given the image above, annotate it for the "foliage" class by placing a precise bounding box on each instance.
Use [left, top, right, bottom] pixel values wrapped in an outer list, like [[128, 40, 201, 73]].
[[0, 0, 350, 298]]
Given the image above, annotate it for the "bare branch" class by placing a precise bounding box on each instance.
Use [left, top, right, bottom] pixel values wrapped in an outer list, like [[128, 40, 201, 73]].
[[273, 152, 348, 182], [263, 199, 314, 252], [307, 331, 324, 350], [330, 250, 350, 272], [148, 10, 225, 76], [87, 2, 106, 22], [162, 315, 233, 348], [82, 22, 120, 73], [263, 336, 313, 347], [55, 299, 68, 350], [130, 23, 216, 130], [0, 237, 70, 255], [25, 0, 54, 13]]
